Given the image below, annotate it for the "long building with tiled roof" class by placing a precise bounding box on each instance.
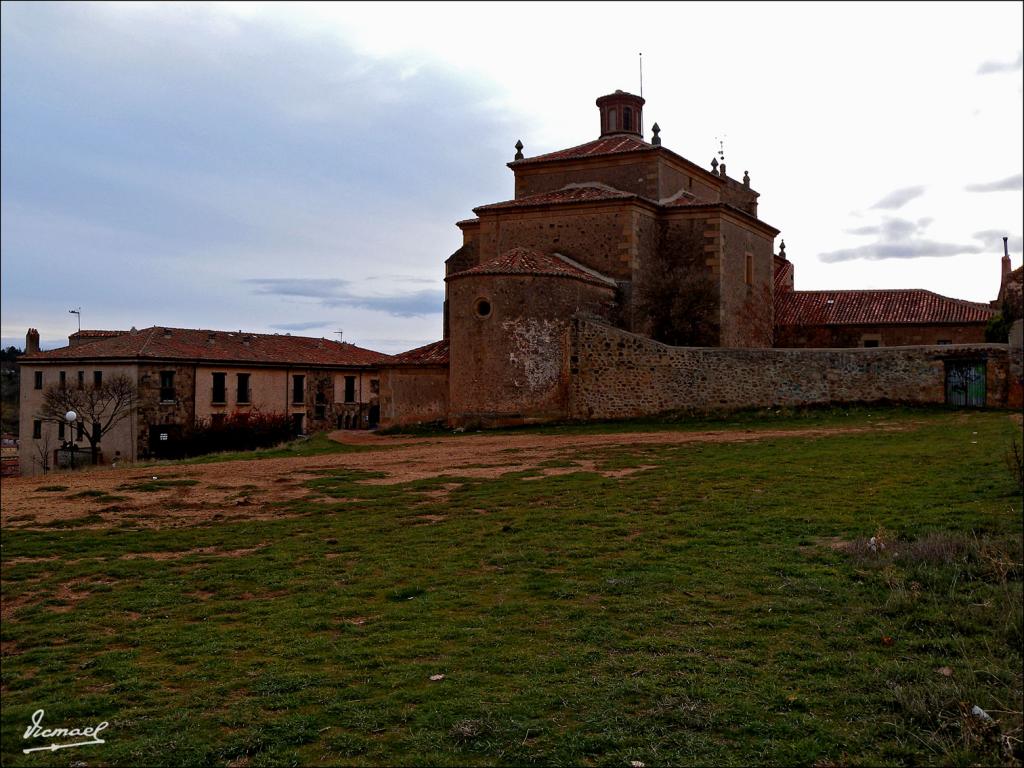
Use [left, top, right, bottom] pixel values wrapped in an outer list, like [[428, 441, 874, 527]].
[[18, 326, 392, 474]]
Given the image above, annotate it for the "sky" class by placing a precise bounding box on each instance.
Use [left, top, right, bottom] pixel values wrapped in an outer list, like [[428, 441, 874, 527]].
[[2, 1, 1022, 353]]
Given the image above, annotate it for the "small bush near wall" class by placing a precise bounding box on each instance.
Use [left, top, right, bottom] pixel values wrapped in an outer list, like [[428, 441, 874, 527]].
[[180, 411, 294, 457]]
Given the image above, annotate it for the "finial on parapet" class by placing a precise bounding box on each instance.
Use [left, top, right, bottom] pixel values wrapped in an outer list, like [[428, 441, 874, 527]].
[[743, 170, 750, 187], [711, 157, 719, 173], [514, 139, 524, 161], [651, 123, 661, 146], [779, 239, 787, 259]]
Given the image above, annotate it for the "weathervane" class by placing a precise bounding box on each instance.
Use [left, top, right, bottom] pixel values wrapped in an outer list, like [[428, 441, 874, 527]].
[[639, 52, 643, 98]]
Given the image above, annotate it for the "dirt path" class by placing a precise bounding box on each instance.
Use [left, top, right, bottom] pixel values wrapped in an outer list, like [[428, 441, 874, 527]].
[[1, 423, 912, 529]]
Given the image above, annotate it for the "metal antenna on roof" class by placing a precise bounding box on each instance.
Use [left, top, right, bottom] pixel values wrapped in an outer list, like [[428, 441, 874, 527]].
[[334, 330, 344, 343], [639, 52, 643, 98], [68, 307, 81, 333], [717, 135, 726, 164]]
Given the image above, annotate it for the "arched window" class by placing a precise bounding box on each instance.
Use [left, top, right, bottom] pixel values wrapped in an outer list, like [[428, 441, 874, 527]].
[[608, 108, 617, 132], [623, 107, 632, 131]]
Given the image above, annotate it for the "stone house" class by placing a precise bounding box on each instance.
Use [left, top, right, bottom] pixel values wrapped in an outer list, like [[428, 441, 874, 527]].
[[18, 326, 389, 476]]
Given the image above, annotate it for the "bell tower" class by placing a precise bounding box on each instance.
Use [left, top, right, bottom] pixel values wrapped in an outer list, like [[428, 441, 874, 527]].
[[596, 90, 645, 139]]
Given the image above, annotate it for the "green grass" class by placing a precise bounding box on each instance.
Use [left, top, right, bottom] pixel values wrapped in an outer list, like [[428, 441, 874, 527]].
[[171, 431, 377, 466], [1, 408, 1021, 766]]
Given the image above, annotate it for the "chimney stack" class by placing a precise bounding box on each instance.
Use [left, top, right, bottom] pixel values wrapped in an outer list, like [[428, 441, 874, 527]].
[[26, 328, 40, 354], [1003, 236, 1012, 279]]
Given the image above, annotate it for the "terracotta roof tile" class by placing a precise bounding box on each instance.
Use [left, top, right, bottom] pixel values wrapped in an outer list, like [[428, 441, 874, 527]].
[[23, 326, 392, 366], [775, 289, 996, 327], [447, 247, 616, 288], [474, 184, 637, 213], [511, 135, 654, 165], [773, 256, 794, 293], [390, 339, 449, 365]]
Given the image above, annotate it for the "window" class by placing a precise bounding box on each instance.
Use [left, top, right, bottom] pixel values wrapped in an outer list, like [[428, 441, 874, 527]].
[[475, 298, 492, 318], [76, 421, 84, 441], [292, 413, 304, 435], [608, 108, 617, 132], [93, 370, 103, 387], [212, 372, 227, 403], [862, 339, 880, 348], [623, 107, 632, 131], [77, 370, 84, 389], [33, 420, 42, 439], [315, 392, 327, 420], [745, 252, 754, 285], [344, 376, 356, 403], [236, 373, 251, 404], [59, 371, 66, 389], [34, 371, 43, 390], [370, 379, 380, 395], [937, 339, 952, 346], [159, 371, 175, 402], [58, 421, 65, 440], [292, 375, 305, 404]]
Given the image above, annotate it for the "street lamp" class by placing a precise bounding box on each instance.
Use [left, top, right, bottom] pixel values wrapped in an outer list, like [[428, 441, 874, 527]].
[[65, 410, 78, 469]]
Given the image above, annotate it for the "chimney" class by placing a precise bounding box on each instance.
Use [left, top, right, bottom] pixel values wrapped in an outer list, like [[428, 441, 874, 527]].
[[26, 328, 40, 354], [1002, 236, 1012, 280]]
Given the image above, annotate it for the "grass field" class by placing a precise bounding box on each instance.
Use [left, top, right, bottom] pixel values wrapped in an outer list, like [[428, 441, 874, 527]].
[[1, 407, 1021, 766]]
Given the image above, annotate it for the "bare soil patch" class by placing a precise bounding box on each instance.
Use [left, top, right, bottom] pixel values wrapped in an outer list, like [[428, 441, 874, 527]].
[[1, 423, 912, 531]]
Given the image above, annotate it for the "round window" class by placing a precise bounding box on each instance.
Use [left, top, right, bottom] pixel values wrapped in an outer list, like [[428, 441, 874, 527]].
[[475, 298, 492, 318]]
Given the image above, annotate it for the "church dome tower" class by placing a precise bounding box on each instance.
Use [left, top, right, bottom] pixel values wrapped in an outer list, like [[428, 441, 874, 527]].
[[596, 90, 645, 138]]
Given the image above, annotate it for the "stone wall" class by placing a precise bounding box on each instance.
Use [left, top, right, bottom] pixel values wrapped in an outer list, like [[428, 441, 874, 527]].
[[378, 366, 449, 428], [478, 204, 638, 281], [568, 318, 1012, 421], [137, 363, 196, 458], [717, 217, 774, 348], [448, 274, 615, 426]]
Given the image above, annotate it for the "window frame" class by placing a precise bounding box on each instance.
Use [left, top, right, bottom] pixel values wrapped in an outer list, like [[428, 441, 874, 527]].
[[159, 370, 176, 402], [236, 373, 252, 405], [211, 372, 227, 404]]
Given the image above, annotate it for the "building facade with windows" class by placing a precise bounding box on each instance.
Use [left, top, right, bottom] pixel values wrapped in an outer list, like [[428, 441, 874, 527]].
[[18, 326, 388, 476]]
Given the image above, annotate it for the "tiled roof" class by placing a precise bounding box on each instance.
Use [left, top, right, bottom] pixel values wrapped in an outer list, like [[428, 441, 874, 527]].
[[70, 330, 128, 339], [511, 135, 654, 165], [474, 183, 637, 213], [775, 289, 996, 327], [773, 256, 794, 293], [390, 339, 449, 365], [22, 326, 392, 366], [447, 247, 616, 288]]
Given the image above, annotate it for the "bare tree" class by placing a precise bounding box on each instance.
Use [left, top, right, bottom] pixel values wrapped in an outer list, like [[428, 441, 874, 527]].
[[37, 374, 137, 465], [31, 427, 54, 474], [633, 222, 719, 347]]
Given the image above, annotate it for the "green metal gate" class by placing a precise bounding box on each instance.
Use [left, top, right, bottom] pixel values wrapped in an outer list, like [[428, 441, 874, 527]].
[[945, 360, 986, 407]]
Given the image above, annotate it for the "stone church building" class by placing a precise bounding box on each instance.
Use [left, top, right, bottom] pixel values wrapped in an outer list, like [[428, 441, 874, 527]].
[[379, 89, 1018, 428]]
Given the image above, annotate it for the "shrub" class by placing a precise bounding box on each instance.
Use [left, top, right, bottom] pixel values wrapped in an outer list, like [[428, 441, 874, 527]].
[[180, 410, 295, 457]]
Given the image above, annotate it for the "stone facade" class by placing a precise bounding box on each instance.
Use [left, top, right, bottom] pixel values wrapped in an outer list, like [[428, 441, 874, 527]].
[[378, 366, 449, 428], [447, 271, 615, 426]]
